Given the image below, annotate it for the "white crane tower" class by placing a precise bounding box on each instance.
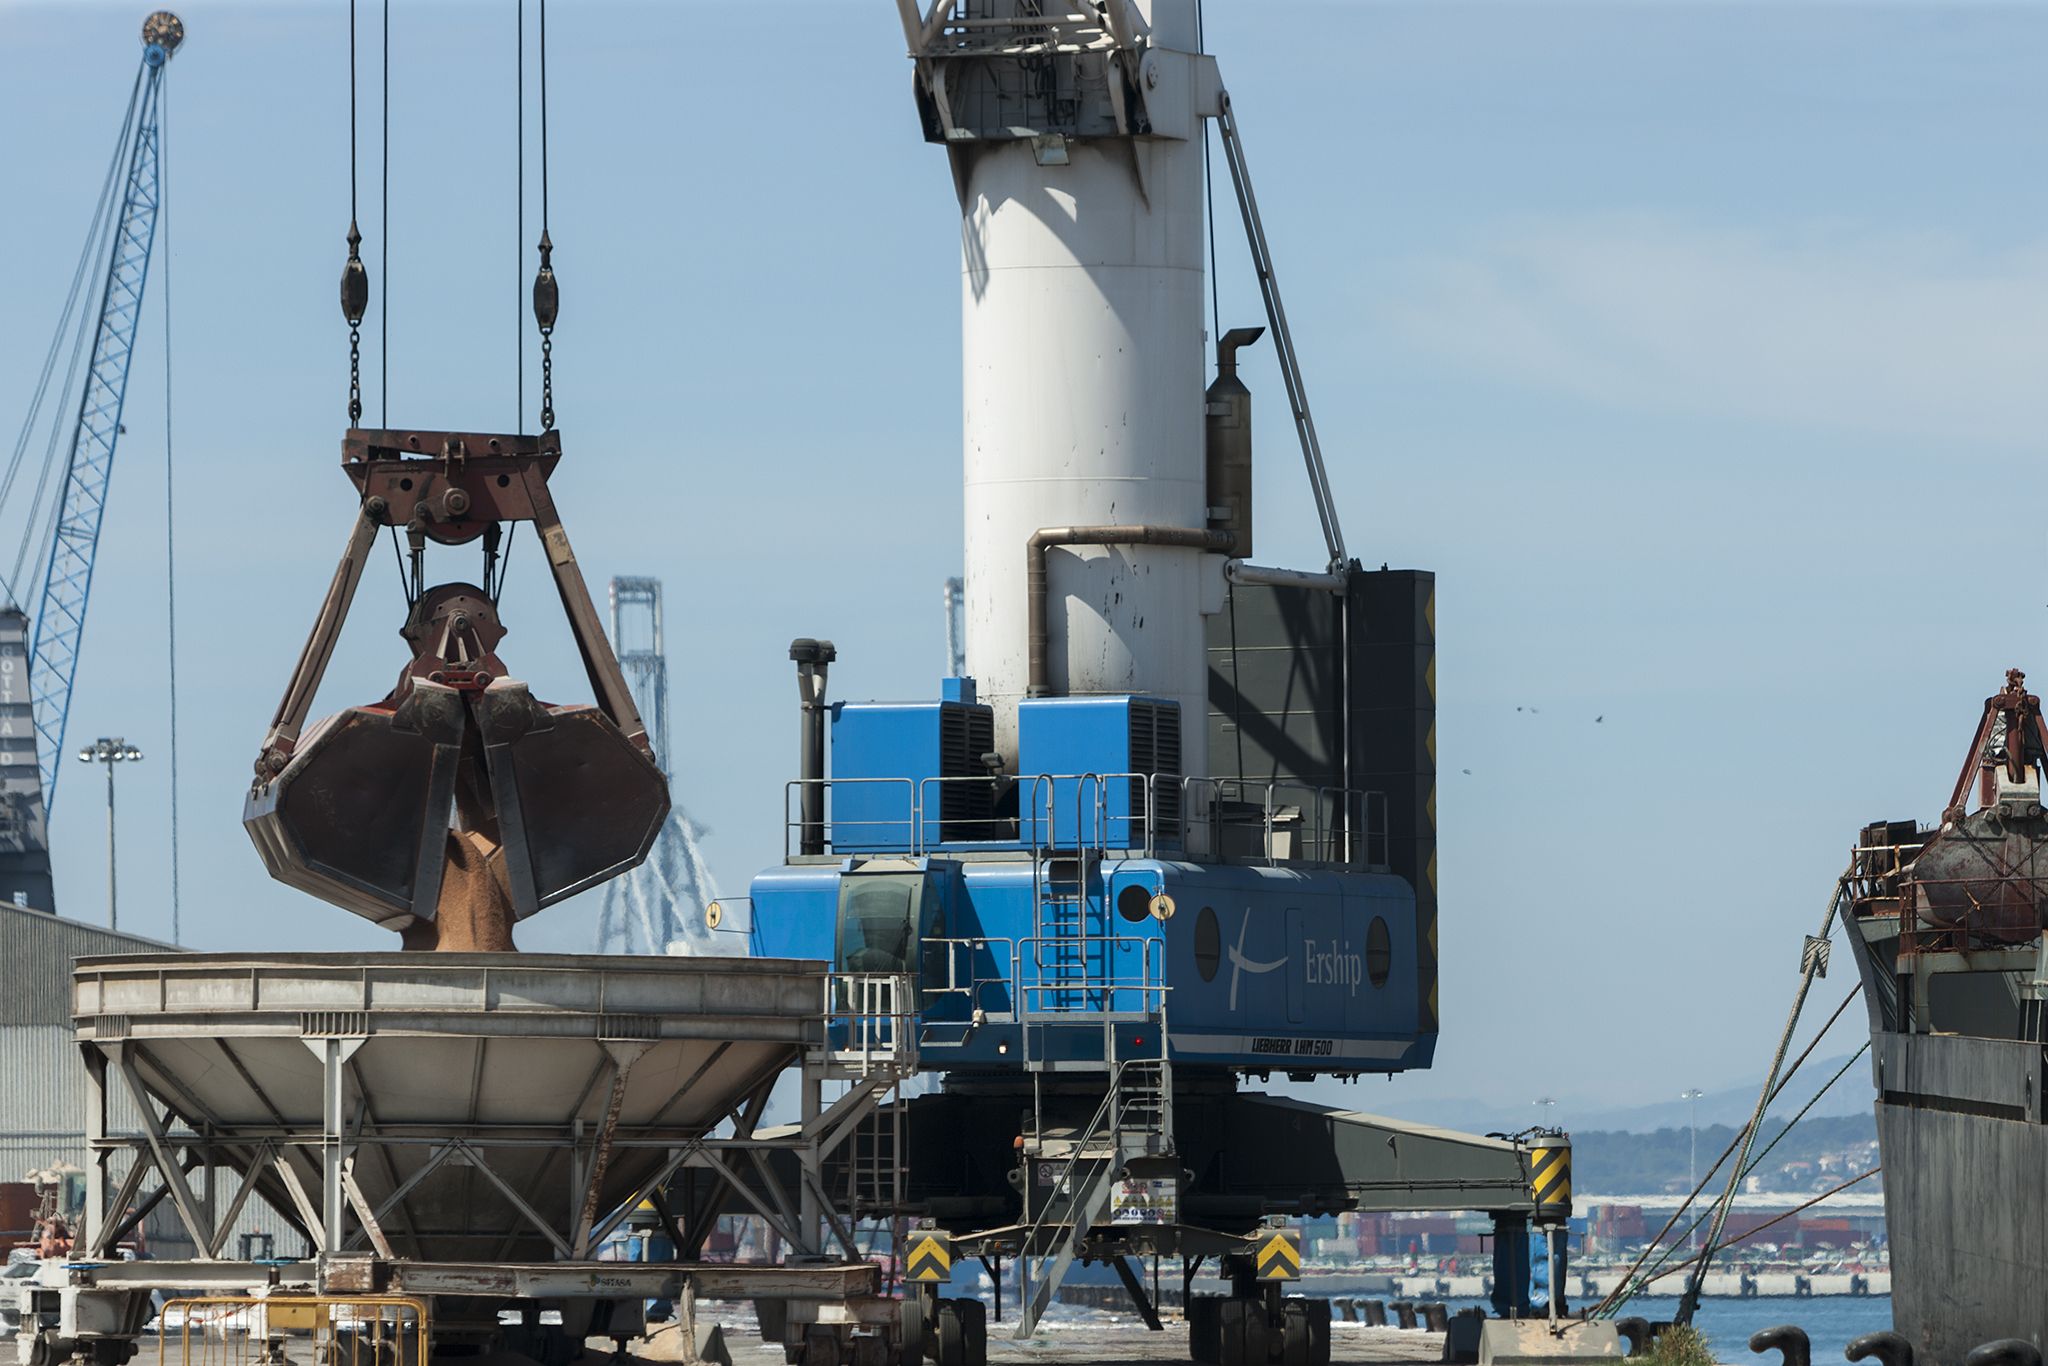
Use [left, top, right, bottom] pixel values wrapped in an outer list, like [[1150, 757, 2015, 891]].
[[594, 576, 720, 955]]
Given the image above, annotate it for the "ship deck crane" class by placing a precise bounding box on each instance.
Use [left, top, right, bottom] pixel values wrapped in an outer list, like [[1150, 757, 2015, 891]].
[[0, 11, 183, 916]]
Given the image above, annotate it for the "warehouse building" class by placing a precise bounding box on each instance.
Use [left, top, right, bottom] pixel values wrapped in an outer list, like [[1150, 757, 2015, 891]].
[[2, 903, 300, 1258]]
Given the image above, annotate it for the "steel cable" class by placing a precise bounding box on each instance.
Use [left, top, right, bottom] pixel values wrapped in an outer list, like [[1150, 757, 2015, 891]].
[[4, 71, 144, 599], [1602, 1041, 1872, 1313], [0, 68, 141, 594], [381, 0, 390, 427], [517, 0, 525, 427], [161, 76, 183, 945], [1590, 980, 1864, 1317], [1608, 1167, 1881, 1297]]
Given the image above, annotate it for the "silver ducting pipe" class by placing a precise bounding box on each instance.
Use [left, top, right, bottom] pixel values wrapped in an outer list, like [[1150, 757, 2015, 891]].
[[1026, 526, 1234, 698], [1225, 560, 1346, 593]]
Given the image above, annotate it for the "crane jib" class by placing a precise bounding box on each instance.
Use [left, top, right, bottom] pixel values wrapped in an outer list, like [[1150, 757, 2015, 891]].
[[26, 44, 176, 813]]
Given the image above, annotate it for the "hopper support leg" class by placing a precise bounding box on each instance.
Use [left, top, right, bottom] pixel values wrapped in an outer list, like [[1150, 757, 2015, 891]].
[[306, 1035, 366, 1254], [572, 1042, 650, 1257], [107, 1044, 216, 1258], [1110, 1256, 1164, 1332], [84, 1046, 109, 1251]]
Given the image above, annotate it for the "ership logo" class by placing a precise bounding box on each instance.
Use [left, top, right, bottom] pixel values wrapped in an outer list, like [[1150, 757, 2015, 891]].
[[1227, 911, 1285, 1010]]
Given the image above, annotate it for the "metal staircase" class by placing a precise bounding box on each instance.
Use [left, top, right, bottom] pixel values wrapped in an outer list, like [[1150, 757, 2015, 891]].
[[1009, 788, 1176, 1336], [811, 974, 919, 1230], [845, 1083, 908, 1219], [1029, 777, 1104, 1020]]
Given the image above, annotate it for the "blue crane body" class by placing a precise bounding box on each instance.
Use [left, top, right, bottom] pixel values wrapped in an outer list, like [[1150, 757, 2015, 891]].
[[750, 841, 1430, 1073], [750, 568, 1441, 1079]]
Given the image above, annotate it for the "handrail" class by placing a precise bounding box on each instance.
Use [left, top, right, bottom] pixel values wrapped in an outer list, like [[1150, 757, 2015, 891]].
[[818, 971, 918, 1076], [791, 770, 1388, 866]]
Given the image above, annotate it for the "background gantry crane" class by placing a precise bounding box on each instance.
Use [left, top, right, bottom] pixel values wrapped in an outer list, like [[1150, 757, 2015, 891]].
[[0, 12, 183, 916], [594, 576, 721, 954]]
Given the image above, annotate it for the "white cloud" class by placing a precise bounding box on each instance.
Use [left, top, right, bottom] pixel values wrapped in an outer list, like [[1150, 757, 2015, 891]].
[[1386, 216, 2048, 446]]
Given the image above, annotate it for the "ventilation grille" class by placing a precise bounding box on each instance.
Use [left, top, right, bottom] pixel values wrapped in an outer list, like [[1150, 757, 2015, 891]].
[[1128, 700, 1183, 841], [600, 1013, 662, 1040], [938, 704, 996, 841], [302, 1010, 371, 1037]]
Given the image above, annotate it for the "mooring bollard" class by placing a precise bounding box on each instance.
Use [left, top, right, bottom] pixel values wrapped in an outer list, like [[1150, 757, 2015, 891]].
[[1361, 1300, 1388, 1328], [1331, 1297, 1356, 1323], [1750, 1325, 1813, 1366], [1390, 1301, 1418, 1330], [1965, 1342, 2045, 1366], [1615, 1318, 1652, 1358], [1846, 1331, 1915, 1366]]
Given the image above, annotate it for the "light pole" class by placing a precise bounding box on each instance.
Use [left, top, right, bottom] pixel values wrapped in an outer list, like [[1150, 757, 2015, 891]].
[[78, 738, 142, 930], [1682, 1087, 1705, 1247]]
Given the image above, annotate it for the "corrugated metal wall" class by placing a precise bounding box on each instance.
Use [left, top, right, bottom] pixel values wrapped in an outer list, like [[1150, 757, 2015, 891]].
[[1, 907, 305, 1256], [0, 1024, 85, 1142], [0, 902, 172, 1026]]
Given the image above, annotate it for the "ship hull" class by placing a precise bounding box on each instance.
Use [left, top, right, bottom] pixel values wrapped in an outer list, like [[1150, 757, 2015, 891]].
[[1843, 819, 2048, 1365], [1876, 1089, 2048, 1363]]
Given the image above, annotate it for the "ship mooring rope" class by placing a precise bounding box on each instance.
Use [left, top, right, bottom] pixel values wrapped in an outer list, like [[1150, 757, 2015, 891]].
[[1675, 878, 1853, 1322], [1598, 1038, 1871, 1315], [1591, 980, 1864, 1318], [1611, 1167, 1881, 1296]]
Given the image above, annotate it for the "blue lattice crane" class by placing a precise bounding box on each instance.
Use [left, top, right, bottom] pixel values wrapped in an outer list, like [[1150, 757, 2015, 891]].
[[0, 12, 183, 915]]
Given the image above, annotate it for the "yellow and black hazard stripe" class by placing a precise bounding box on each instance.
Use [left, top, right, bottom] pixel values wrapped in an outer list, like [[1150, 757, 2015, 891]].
[[905, 1231, 952, 1283], [1254, 1228, 1302, 1280], [1529, 1141, 1572, 1217]]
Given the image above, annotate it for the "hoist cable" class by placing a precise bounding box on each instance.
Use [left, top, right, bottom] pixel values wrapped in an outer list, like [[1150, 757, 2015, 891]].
[[160, 79, 183, 946], [348, 0, 358, 223], [533, 0, 556, 430], [381, 0, 391, 428], [343, 0, 365, 422], [0, 69, 138, 561], [20, 235, 111, 599], [517, 0, 525, 428], [538, 0, 549, 233], [388, 526, 413, 607]]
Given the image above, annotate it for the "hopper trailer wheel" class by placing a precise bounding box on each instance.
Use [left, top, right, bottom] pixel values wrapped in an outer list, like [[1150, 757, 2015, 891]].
[[898, 1297, 927, 1366], [1219, 1297, 1270, 1366], [955, 1299, 986, 1366], [1188, 1295, 1224, 1365], [1281, 1298, 1331, 1366], [931, 1299, 986, 1366], [934, 1301, 965, 1366], [802, 1326, 842, 1366]]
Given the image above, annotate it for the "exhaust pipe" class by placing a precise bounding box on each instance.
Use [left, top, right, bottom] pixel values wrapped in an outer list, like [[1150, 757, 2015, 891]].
[[789, 638, 836, 856]]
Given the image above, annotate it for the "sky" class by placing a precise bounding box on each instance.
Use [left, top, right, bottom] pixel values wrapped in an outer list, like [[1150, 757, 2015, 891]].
[[3, 0, 2046, 1120]]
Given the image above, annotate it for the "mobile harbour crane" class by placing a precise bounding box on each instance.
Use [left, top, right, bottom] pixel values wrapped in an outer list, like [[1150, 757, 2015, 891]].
[[744, 5, 1580, 1362]]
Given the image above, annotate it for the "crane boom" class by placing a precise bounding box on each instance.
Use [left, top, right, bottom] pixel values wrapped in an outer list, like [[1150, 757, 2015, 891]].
[[28, 14, 181, 810]]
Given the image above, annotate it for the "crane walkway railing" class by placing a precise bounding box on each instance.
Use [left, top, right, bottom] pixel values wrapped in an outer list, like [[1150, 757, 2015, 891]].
[[783, 772, 1388, 867]]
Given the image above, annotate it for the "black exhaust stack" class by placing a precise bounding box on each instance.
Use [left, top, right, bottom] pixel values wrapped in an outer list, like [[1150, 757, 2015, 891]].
[[789, 638, 836, 856]]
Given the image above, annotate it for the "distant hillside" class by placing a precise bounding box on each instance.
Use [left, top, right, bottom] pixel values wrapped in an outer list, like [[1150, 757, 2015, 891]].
[[1339, 1054, 1877, 1137], [1571, 1113, 1879, 1196]]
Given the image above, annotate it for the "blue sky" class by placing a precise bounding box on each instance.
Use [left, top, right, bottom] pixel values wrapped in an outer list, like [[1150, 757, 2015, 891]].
[[3, 1, 2045, 1114]]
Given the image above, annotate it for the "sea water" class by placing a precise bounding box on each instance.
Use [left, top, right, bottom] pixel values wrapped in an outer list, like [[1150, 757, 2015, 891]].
[[1437, 1296, 1892, 1361]]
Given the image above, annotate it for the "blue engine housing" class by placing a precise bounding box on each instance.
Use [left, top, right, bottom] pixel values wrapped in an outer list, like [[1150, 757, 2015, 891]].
[[749, 854, 1435, 1074]]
